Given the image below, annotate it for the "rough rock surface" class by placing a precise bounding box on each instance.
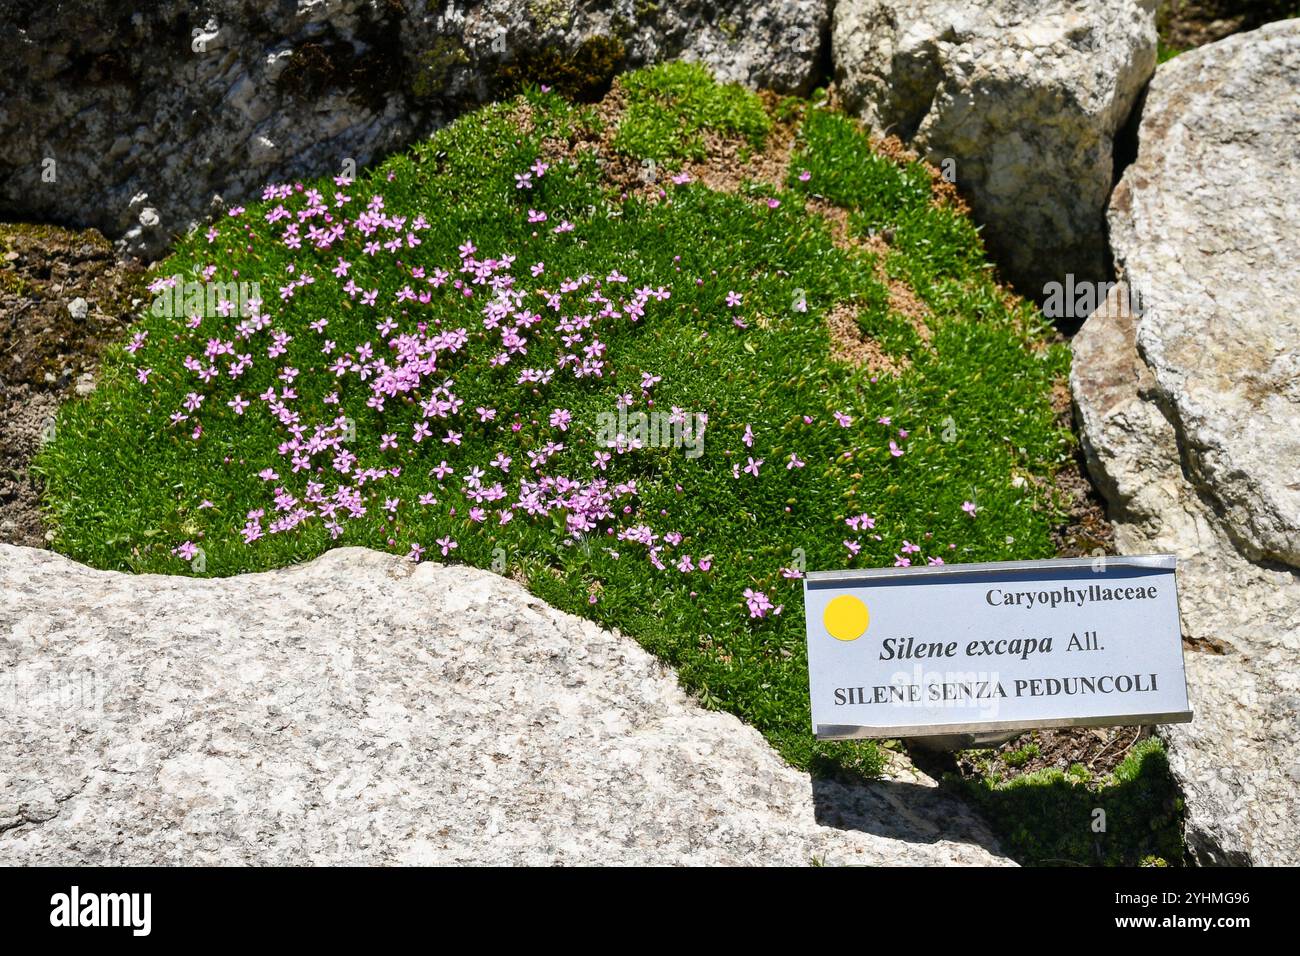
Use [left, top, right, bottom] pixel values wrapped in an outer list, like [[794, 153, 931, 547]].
[[0, 545, 1009, 865], [0, 0, 828, 260], [832, 0, 1157, 293], [1071, 21, 1300, 866]]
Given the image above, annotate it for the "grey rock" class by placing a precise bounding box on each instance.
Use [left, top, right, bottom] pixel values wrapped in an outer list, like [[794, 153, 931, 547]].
[[0, 1, 829, 262], [1107, 20, 1300, 569], [0, 545, 1009, 865], [66, 297, 88, 321], [832, 0, 1157, 293], [1071, 21, 1300, 866]]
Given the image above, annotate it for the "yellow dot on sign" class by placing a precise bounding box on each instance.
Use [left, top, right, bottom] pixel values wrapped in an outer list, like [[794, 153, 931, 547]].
[[823, 595, 869, 641]]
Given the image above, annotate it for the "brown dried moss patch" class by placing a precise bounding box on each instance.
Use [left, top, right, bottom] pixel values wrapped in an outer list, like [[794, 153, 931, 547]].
[[827, 302, 909, 376]]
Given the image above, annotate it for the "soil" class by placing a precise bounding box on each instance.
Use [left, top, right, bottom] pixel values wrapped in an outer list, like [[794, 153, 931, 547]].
[[1050, 380, 1116, 560], [1159, 0, 1296, 50], [0, 223, 145, 548], [940, 725, 1156, 784], [827, 302, 909, 376]]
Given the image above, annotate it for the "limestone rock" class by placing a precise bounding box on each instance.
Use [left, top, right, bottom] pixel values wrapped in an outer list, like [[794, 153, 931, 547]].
[[0, 545, 1009, 865], [0, 1, 828, 261], [1071, 21, 1300, 866], [832, 0, 1157, 292]]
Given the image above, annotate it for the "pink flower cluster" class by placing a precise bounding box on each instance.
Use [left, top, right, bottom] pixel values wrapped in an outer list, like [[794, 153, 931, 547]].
[[140, 160, 974, 624]]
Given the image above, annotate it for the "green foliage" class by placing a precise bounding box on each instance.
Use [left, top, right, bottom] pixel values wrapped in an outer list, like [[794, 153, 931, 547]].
[[613, 61, 772, 163], [956, 737, 1185, 866], [38, 66, 1073, 810], [1003, 742, 1040, 768]]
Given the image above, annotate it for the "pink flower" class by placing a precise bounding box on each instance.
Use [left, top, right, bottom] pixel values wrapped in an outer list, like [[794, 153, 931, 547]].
[[787, 453, 805, 469], [743, 588, 775, 619], [743, 457, 763, 477], [962, 500, 978, 516], [846, 513, 876, 531], [889, 441, 904, 457], [833, 411, 853, 428], [436, 536, 458, 556]]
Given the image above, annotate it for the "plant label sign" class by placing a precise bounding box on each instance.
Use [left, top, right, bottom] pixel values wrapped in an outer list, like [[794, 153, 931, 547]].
[[803, 555, 1192, 740]]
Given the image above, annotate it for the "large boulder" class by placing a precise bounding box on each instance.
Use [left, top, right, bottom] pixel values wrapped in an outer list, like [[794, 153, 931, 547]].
[[1071, 20, 1300, 866], [0, 0, 828, 260], [832, 0, 1157, 293], [0, 545, 1009, 865]]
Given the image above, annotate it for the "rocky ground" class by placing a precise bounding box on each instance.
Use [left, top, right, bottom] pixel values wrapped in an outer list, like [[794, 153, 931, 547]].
[[0, 545, 1011, 865], [0, 224, 145, 548]]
